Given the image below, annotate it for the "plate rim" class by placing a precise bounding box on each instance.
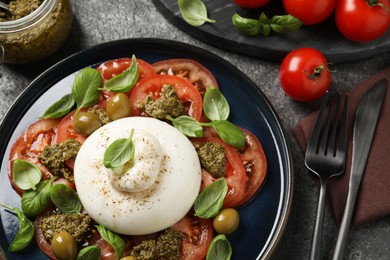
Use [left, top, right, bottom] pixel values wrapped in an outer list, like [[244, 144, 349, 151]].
[[0, 37, 294, 260]]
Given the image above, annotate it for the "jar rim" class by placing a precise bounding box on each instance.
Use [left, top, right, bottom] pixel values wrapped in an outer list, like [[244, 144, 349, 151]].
[[0, 0, 56, 32]]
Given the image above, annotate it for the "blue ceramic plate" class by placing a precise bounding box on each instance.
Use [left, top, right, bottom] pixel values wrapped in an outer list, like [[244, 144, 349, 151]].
[[0, 38, 293, 259]]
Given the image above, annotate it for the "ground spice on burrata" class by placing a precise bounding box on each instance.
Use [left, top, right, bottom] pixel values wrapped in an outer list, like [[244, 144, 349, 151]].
[[0, 0, 43, 22]]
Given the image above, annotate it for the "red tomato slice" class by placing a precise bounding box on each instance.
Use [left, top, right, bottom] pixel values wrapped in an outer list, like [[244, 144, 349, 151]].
[[236, 128, 267, 205], [191, 134, 247, 208], [129, 74, 203, 121], [152, 58, 219, 96], [171, 213, 214, 260], [8, 118, 61, 196]]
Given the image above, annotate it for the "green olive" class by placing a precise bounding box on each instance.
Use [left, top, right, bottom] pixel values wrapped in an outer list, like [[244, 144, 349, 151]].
[[106, 93, 131, 121], [51, 231, 78, 260], [121, 256, 137, 260], [73, 111, 102, 136], [213, 208, 240, 234]]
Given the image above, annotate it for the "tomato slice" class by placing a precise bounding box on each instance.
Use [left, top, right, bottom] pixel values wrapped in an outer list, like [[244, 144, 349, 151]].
[[152, 58, 219, 96], [236, 128, 267, 205], [129, 74, 203, 121], [8, 118, 61, 196], [191, 134, 247, 208], [171, 212, 214, 260]]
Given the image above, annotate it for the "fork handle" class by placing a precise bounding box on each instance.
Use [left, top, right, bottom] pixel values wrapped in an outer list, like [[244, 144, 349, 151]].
[[332, 183, 359, 260], [310, 178, 328, 260]]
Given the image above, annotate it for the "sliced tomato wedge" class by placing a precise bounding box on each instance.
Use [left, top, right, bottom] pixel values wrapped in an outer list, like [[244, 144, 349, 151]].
[[129, 74, 203, 121], [191, 133, 247, 208], [8, 118, 61, 196], [152, 58, 219, 96], [171, 212, 214, 260]]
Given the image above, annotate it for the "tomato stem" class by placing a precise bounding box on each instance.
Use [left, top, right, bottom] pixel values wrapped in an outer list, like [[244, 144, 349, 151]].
[[366, 0, 390, 13], [303, 65, 328, 81]]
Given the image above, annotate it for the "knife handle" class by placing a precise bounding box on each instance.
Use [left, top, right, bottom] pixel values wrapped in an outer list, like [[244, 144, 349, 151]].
[[331, 181, 360, 260]]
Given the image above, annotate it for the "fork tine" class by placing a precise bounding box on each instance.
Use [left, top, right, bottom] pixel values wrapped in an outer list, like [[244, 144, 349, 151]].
[[307, 92, 330, 154], [318, 93, 336, 154], [327, 93, 341, 155]]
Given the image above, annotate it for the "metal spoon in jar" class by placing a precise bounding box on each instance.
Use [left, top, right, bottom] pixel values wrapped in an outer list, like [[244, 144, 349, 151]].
[[0, 1, 9, 11]]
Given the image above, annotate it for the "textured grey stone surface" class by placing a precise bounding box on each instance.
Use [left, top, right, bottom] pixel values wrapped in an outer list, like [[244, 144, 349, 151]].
[[1, 1, 390, 259]]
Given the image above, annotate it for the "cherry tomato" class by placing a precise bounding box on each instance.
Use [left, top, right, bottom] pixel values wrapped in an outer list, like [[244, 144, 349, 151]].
[[152, 58, 219, 96], [192, 133, 247, 208], [129, 74, 203, 121], [171, 212, 214, 260], [279, 48, 331, 102], [335, 0, 390, 42], [8, 118, 60, 196], [283, 0, 336, 25], [233, 0, 270, 9]]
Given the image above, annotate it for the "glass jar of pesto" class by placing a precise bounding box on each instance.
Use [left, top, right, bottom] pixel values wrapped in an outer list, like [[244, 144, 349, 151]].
[[0, 0, 73, 64]]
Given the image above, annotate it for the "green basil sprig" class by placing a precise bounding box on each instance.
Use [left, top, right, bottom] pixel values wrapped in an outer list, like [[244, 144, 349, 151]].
[[22, 179, 54, 218], [100, 55, 139, 92], [96, 225, 125, 260], [104, 129, 135, 168], [167, 88, 245, 148], [178, 0, 216, 27], [232, 12, 302, 36], [0, 204, 34, 252], [206, 234, 232, 260], [194, 178, 228, 219], [50, 183, 82, 214], [77, 245, 101, 260], [72, 67, 102, 114], [12, 159, 42, 191], [40, 93, 75, 119]]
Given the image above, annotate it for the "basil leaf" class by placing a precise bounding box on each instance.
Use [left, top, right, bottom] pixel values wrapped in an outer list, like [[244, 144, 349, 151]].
[[22, 179, 54, 218], [101, 55, 139, 92], [13, 159, 42, 190], [96, 225, 125, 260], [77, 245, 101, 260], [206, 234, 232, 260], [194, 178, 228, 219], [209, 120, 246, 148], [0, 204, 34, 252], [232, 13, 261, 36], [203, 87, 230, 121], [40, 93, 75, 119], [259, 12, 271, 36], [50, 183, 82, 214], [178, 0, 216, 27], [270, 14, 303, 33], [104, 129, 135, 168], [168, 115, 203, 137], [72, 67, 102, 113]]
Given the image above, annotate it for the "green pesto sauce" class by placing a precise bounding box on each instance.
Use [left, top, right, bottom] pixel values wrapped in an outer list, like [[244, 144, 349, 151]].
[[195, 142, 227, 178], [130, 228, 184, 260], [40, 212, 93, 245], [38, 139, 81, 182], [88, 107, 111, 125], [0, 0, 43, 22], [142, 84, 184, 120]]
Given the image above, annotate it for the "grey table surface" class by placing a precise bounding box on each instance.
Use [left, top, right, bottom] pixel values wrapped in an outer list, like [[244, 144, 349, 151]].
[[1, 1, 390, 259]]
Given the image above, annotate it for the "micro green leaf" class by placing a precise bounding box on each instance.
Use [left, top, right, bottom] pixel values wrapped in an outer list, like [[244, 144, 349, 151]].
[[203, 87, 230, 121], [40, 93, 75, 119], [178, 0, 216, 27], [72, 67, 102, 113], [0, 204, 34, 252], [209, 120, 246, 148], [96, 225, 125, 260], [194, 178, 228, 219], [104, 129, 135, 168], [50, 183, 82, 214], [22, 179, 54, 218], [167, 115, 204, 137], [100, 55, 139, 92], [12, 159, 42, 191], [206, 234, 232, 260]]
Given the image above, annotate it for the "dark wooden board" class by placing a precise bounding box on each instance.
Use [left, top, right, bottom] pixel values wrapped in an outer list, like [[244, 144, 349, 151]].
[[152, 0, 390, 64]]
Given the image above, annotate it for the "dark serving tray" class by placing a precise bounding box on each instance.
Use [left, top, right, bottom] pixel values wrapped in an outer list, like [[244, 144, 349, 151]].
[[152, 0, 390, 64]]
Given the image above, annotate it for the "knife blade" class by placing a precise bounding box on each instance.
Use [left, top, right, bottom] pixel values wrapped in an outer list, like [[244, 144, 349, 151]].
[[332, 79, 388, 260]]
